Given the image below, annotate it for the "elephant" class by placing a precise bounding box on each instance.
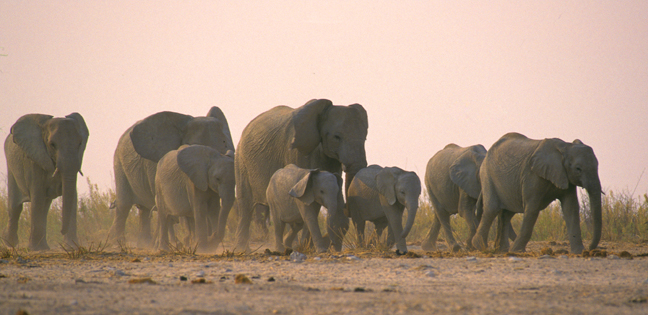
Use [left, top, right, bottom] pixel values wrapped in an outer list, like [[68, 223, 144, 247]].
[[266, 164, 343, 253], [108, 107, 234, 247], [471, 132, 602, 254], [347, 165, 421, 254], [420, 144, 486, 252], [155, 145, 235, 252], [3, 113, 89, 250], [234, 99, 367, 252]]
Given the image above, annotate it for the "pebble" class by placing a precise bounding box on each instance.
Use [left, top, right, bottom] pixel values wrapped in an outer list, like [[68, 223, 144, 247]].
[[70, 300, 78, 306], [224, 268, 233, 273], [558, 255, 569, 259], [346, 255, 361, 261], [195, 271, 205, 277], [538, 255, 555, 259], [143, 257, 151, 261], [508, 257, 522, 262], [0, 259, 9, 264], [552, 270, 563, 275], [110, 269, 126, 277], [466, 256, 477, 262], [205, 262, 218, 268], [425, 271, 436, 277], [608, 255, 620, 260], [313, 257, 321, 261]]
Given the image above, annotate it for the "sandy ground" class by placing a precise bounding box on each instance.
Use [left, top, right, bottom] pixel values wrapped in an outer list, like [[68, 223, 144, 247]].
[[1, 241, 648, 315]]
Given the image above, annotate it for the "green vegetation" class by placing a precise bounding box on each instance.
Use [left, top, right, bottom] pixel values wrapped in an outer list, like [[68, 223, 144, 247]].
[[0, 178, 647, 251]]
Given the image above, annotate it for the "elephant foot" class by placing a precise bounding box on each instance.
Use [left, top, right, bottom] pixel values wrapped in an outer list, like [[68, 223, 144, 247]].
[[471, 236, 487, 251], [136, 234, 153, 249], [395, 249, 408, 256], [2, 231, 19, 248], [572, 243, 585, 255], [420, 241, 437, 252], [508, 245, 526, 253], [30, 241, 50, 251], [451, 244, 462, 253]]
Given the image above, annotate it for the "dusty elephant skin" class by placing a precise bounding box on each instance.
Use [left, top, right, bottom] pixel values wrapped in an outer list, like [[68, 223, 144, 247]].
[[234, 99, 368, 252], [267, 164, 345, 253], [155, 145, 236, 253], [347, 165, 421, 254], [421, 144, 487, 252], [108, 107, 234, 248], [3, 113, 89, 251], [0, 241, 647, 315], [472, 132, 602, 254]]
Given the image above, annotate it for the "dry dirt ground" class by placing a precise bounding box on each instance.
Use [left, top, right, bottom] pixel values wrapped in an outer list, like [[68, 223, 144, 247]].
[[1, 241, 648, 315]]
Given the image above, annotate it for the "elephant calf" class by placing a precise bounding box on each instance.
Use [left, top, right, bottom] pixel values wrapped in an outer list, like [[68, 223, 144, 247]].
[[266, 164, 348, 253], [421, 144, 486, 252], [347, 165, 421, 254], [155, 145, 235, 253]]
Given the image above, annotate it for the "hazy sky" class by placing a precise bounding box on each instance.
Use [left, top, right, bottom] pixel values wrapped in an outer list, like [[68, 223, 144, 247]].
[[1, 1, 647, 198]]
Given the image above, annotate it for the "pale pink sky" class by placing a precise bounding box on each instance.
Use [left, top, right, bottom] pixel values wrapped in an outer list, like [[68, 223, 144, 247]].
[[1, 1, 647, 197]]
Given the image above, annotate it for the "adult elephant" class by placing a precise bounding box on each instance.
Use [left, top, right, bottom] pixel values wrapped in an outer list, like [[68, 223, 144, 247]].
[[108, 107, 234, 247], [421, 144, 486, 252], [234, 99, 368, 252], [471, 132, 602, 254], [3, 113, 89, 250]]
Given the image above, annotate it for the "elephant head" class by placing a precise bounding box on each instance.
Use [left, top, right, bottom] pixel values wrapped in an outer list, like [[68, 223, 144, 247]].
[[289, 169, 349, 251], [130, 107, 233, 163], [530, 138, 602, 250], [449, 144, 487, 199], [290, 99, 368, 194], [10, 113, 89, 237], [376, 167, 422, 239], [177, 145, 236, 245]]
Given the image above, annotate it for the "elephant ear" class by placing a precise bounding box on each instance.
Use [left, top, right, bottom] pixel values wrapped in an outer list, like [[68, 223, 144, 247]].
[[289, 169, 318, 205], [130, 111, 194, 162], [348, 103, 369, 130], [206, 106, 235, 152], [11, 114, 56, 172], [376, 168, 397, 206], [449, 146, 485, 199], [530, 138, 569, 190], [290, 99, 333, 155], [177, 145, 218, 192], [65, 113, 89, 168]]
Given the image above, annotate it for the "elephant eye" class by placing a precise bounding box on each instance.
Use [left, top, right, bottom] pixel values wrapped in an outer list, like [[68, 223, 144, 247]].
[[333, 134, 342, 141]]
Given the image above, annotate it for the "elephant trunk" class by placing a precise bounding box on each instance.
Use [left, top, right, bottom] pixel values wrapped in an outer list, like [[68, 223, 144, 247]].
[[213, 191, 236, 245], [401, 197, 419, 239], [587, 182, 602, 251], [60, 173, 78, 238], [343, 161, 367, 197]]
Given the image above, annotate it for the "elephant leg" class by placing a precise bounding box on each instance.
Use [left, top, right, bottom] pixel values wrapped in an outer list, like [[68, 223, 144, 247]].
[[560, 193, 585, 254], [437, 208, 460, 252], [421, 215, 441, 251], [507, 222, 517, 241], [233, 195, 255, 253], [298, 227, 312, 249], [285, 222, 303, 250], [510, 208, 540, 253], [3, 175, 23, 247], [183, 218, 195, 247], [157, 213, 170, 252], [29, 196, 53, 251], [384, 207, 407, 253], [136, 205, 153, 248], [472, 198, 500, 251], [373, 218, 389, 246], [300, 205, 327, 253], [495, 210, 515, 252], [459, 194, 479, 251], [272, 213, 286, 252]]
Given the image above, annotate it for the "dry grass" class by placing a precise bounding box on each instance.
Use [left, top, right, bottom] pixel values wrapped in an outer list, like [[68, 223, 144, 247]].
[[1, 177, 647, 253]]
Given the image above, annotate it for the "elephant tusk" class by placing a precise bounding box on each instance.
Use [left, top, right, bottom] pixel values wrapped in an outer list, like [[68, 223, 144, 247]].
[[52, 168, 60, 178], [79, 170, 84, 177]]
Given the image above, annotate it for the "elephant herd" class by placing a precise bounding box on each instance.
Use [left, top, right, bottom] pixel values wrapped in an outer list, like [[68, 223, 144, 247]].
[[2, 99, 602, 255]]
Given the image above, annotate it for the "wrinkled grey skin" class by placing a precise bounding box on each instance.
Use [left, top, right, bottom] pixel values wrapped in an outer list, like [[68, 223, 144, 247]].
[[347, 165, 421, 254], [108, 107, 233, 247], [267, 164, 344, 253], [155, 145, 235, 253], [421, 144, 486, 252], [472, 132, 602, 254], [3, 113, 89, 250], [235, 99, 367, 252]]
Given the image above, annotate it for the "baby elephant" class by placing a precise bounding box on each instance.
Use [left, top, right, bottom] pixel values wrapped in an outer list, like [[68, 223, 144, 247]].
[[155, 145, 235, 253], [347, 165, 421, 254], [266, 164, 348, 253]]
